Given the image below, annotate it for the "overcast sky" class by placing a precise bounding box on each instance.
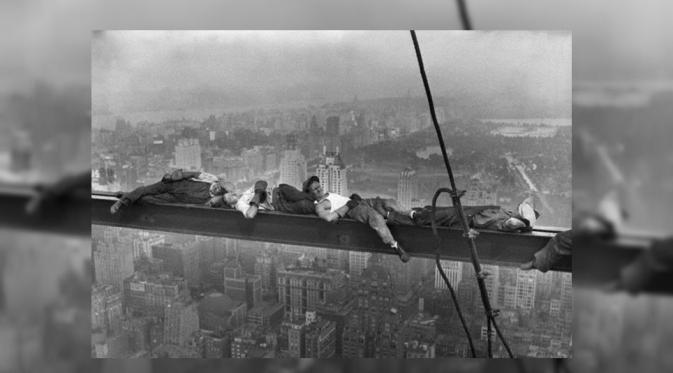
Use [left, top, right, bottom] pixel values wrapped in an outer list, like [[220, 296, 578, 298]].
[[2, 0, 673, 94], [91, 30, 570, 115]]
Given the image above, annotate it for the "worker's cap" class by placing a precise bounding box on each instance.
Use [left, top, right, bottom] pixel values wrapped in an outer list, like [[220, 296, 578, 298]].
[[517, 197, 540, 226], [302, 176, 320, 193]]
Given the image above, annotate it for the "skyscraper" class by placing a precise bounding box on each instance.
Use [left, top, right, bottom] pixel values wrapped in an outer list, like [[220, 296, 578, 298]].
[[348, 251, 371, 278], [163, 299, 199, 346], [277, 268, 346, 322], [93, 240, 134, 293], [254, 253, 277, 298], [124, 272, 187, 317], [434, 260, 463, 290], [397, 167, 418, 211], [304, 316, 337, 358], [481, 264, 500, 304], [497, 267, 518, 309], [316, 147, 348, 196], [132, 232, 165, 260], [92, 284, 123, 335], [279, 135, 307, 188], [174, 138, 201, 171], [223, 258, 262, 309], [151, 242, 200, 288], [325, 115, 341, 153], [516, 269, 537, 311]]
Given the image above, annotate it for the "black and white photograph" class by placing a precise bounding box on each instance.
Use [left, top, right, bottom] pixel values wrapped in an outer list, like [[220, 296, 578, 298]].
[[90, 30, 571, 359]]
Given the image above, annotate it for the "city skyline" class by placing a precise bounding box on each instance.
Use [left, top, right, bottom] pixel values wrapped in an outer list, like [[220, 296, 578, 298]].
[[91, 225, 572, 358], [90, 29, 572, 359]]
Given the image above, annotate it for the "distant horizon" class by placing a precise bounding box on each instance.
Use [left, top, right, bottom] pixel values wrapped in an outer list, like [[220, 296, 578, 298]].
[[93, 31, 571, 125], [92, 92, 571, 130]]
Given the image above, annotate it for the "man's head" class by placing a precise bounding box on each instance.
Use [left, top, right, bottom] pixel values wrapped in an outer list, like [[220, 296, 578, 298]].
[[307, 180, 325, 200], [302, 176, 320, 194], [223, 192, 240, 207], [502, 217, 528, 231], [210, 181, 233, 196]]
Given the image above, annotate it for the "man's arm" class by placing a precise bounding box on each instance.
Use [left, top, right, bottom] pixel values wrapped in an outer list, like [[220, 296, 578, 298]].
[[194, 172, 218, 183], [316, 200, 349, 223], [162, 169, 217, 183], [235, 188, 259, 219]]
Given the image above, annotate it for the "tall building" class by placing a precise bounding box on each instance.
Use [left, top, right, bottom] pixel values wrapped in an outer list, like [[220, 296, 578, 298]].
[[342, 314, 367, 358], [481, 264, 500, 304], [316, 290, 355, 357], [91, 284, 123, 335], [434, 260, 462, 290], [516, 269, 537, 311], [304, 315, 337, 358], [325, 115, 341, 152], [397, 168, 418, 210], [279, 135, 307, 188], [497, 267, 518, 309], [316, 147, 348, 196], [348, 251, 371, 278], [151, 242, 200, 288], [223, 259, 262, 309], [284, 321, 306, 358], [174, 138, 201, 171], [277, 267, 346, 322], [124, 272, 187, 317], [93, 240, 134, 293], [355, 264, 396, 340], [254, 253, 277, 298], [163, 299, 199, 346], [246, 275, 263, 309], [132, 232, 165, 260]]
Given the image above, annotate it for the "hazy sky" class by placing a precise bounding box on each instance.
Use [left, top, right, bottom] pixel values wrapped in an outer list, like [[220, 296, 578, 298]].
[[92, 30, 570, 115], [2, 0, 673, 97]]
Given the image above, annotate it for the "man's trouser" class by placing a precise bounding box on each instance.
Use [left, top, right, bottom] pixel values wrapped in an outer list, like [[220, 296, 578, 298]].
[[346, 201, 395, 245], [271, 184, 316, 214], [120, 180, 212, 206]]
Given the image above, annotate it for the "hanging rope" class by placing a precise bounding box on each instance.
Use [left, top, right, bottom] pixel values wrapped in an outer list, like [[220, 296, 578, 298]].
[[410, 29, 514, 358], [431, 188, 476, 357], [455, 0, 473, 30]]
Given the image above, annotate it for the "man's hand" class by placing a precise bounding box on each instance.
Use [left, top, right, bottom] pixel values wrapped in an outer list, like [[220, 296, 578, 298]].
[[346, 198, 360, 210], [206, 195, 224, 207], [520, 260, 536, 271], [466, 228, 479, 239], [162, 169, 184, 183]]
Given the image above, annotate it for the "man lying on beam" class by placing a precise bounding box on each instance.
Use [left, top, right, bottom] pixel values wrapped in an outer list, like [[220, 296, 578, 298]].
[[110, 169, 269, 219], [272, 180, 539, 233]]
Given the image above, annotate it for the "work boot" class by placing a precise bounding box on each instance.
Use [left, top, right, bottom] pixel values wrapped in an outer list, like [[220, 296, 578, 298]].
[[411, 209, 428, 225], [390, 241, 410, 263]]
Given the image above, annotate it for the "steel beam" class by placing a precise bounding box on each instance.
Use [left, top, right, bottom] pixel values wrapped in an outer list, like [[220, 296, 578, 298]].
[[0, 184, 91, 236], [574, 235, 662, 291], [92, 192, 570, 272]]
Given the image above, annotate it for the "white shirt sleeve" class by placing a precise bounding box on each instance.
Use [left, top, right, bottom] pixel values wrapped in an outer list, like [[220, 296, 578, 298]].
[[235, 187, 255, 215], [193, 172, 219, 183], [518, 199, 537, 227]]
